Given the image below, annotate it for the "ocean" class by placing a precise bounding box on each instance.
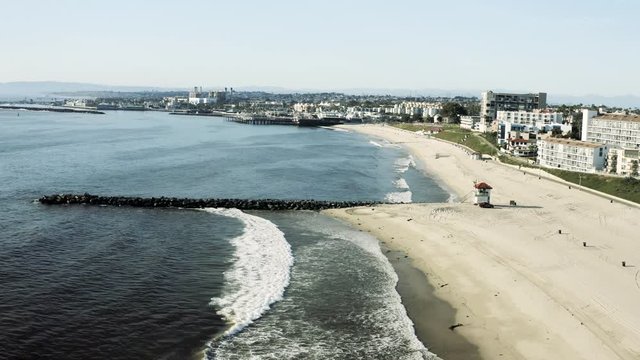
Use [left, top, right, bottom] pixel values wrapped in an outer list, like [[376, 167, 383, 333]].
[[0, 110, 449, 359]]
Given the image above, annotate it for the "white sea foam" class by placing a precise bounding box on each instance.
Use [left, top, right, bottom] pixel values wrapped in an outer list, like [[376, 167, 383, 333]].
[[394, 178, 410, 190], [320, 219, 440, 359], [322, 126, 350, 132], [369, 140, 384, 147], [385, 191, 413, 203], [210, 213, 439, 359], [200, 208, 293, 337], [394, 155, 416, 173]]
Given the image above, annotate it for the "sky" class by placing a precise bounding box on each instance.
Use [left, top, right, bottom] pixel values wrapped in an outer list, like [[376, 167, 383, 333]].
[[1, 0, 639, 96]]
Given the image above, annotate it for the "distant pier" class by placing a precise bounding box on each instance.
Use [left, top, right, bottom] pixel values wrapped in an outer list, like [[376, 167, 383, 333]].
[[38, 194, 382, 211], [0, 105, 104, 114], [168, 111, 342, 127]]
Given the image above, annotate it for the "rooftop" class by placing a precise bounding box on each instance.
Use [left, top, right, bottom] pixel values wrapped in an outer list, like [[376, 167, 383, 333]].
[[474, 182, 493, 190], [594, 114, 640, 123], [541, 137, 605, 148]]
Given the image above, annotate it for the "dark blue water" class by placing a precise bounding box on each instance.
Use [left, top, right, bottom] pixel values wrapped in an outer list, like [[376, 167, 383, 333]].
[[0, 110, 448, 359]]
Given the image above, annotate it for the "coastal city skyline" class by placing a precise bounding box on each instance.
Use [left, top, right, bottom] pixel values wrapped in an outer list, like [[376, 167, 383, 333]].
[[3, 0, 640, 97]]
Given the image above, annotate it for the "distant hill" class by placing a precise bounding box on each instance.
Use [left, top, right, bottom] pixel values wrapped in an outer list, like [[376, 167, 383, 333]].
[[548, 94, 640, 108], [1, 81, 638, 108], [0, 81, 175, 100]]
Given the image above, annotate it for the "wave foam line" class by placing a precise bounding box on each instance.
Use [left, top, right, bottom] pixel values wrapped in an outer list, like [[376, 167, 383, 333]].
[[200, 208, 293, 337], [394, 155, 416, 173], [394, 178, 410, 190], [385, 191, 412, 204]]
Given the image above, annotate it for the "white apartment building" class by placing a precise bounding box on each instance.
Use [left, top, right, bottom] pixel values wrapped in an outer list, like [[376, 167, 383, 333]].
[[481, 91, 547, 121], [384, 102, 440, 117], [537, 137, 608, 173], [608, 148, 640, 176], [582, 111, 640, 149], [460, 116, 486, 132], [496, 110, 563, 127]]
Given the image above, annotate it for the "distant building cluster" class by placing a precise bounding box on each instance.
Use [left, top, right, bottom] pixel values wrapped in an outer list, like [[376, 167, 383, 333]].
[[475, 90, 639, 176], [164, 86, 232, 110]]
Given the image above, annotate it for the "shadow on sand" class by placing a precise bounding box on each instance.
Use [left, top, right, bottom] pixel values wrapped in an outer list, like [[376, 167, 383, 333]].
[[491, 204, 543, 209]]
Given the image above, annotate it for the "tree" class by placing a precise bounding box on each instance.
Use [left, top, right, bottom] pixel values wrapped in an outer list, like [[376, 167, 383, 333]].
[[551, 127, 563, 137], [464, 102, 481, 116], [632, 160, 639, 177], [440, 102, 468, 123], [401, 114, 411, 122], [411, 113, 423, 122], [610, 154, 618, 174], [570, 112, 583, 140]]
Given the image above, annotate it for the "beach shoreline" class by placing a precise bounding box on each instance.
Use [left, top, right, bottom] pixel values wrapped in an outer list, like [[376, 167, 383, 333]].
[[325, 124, 640, 360], [380, 243, 481, 359]]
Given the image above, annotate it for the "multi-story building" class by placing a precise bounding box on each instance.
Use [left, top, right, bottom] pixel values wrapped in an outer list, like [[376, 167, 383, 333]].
[[496, 110, 563, 128], [607, 148, 640, 176], [537, 137, 608, 173], [581, 111, 640, 149], [460, 116, 484, 131], [188, 87, 226, 105], [507, 137, 536, 157], [481, 91, 547, 121]]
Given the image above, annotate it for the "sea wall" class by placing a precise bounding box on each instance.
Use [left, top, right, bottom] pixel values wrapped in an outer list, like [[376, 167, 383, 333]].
[[38, 194, 381, 211]]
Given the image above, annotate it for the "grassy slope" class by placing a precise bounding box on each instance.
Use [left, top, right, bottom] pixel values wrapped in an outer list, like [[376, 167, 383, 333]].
[[543, 169, 640, 204]]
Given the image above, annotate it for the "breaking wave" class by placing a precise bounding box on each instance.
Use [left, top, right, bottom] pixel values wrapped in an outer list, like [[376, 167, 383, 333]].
[[200, 208, 293, 357]]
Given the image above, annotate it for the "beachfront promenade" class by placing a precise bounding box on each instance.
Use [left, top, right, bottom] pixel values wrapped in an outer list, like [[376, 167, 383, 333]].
[[327, 124, 640, 360]]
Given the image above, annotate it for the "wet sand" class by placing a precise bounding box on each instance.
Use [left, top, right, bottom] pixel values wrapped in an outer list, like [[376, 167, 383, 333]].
[[383, 246, 481, 359]]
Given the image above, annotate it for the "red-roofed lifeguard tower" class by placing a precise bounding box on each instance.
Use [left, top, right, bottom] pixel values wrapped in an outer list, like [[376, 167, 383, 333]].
[[473, 182, 493, 206]]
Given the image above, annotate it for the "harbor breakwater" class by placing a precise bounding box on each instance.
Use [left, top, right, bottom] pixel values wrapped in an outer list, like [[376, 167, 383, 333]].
[[38, 194, 382, 211], [0, 105, 105, 114]]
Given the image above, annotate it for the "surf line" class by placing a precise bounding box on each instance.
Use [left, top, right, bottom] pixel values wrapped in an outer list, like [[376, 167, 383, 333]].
[[199, 208, 293, 358]]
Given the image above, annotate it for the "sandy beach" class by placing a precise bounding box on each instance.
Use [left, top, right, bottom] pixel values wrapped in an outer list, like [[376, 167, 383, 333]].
[[325, 124, 640, 360]]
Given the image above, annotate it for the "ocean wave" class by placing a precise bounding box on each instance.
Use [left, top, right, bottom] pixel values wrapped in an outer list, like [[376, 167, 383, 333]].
[[394, 155, 416, 173], [200, 208, 294, 339], [209, 213, 438, 359], [320, 219, 439, 359], [385, 191, 413, 203], [394, 178, 410, 190], [369, 139, 400, 148]]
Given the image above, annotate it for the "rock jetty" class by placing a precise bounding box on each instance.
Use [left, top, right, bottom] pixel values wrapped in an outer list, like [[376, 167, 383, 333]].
[[38, 193, 381, 211]]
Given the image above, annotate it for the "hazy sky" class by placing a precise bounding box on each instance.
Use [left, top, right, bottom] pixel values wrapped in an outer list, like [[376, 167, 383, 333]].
[[2, 0, 638, 96]]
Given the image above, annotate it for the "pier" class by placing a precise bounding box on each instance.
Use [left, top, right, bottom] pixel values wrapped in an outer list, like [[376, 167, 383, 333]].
[[168, 111, 342, 127], [38, 194, 382, 211], [228, 115, 296, 126]]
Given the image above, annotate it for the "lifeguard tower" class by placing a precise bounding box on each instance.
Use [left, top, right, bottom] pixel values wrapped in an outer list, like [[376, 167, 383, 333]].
[[473, 182, 493, 206]]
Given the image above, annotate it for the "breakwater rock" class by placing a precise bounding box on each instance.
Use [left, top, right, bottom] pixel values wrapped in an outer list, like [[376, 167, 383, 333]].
[[38, 194, 382, 211]]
